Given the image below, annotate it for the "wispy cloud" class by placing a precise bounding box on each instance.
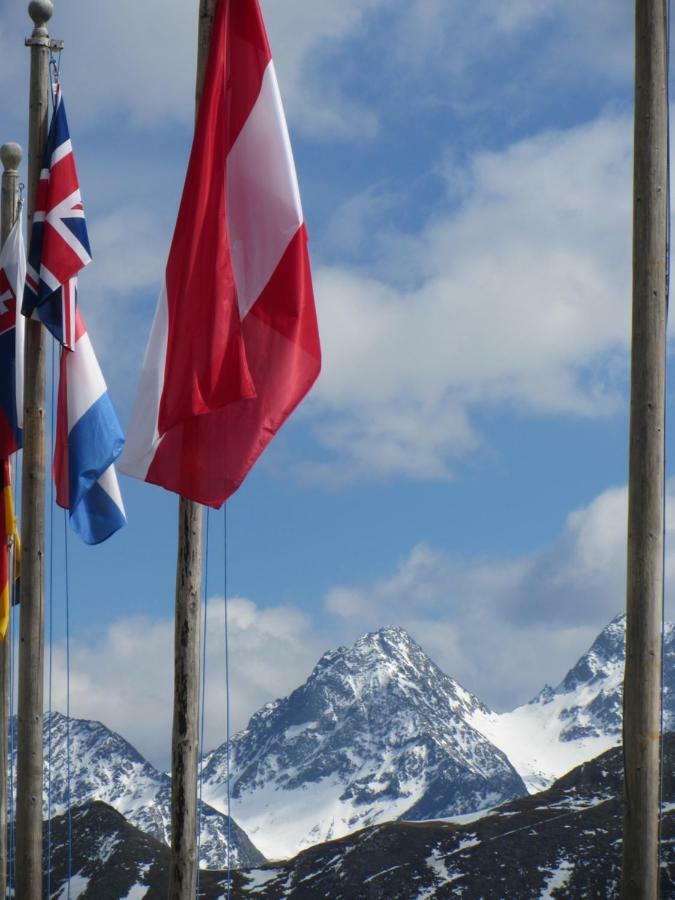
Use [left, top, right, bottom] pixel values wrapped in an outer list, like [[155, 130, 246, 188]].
[[47, 596, 324, 769], [308, 114, 632, 482]]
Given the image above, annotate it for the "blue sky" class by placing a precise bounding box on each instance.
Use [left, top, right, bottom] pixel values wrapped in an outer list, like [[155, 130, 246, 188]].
[[0, 0, 673, 768]]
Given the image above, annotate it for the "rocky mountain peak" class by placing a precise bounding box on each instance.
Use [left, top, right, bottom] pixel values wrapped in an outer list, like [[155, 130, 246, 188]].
[[557, 614, 626, 695], [201, 627, 525, 859]]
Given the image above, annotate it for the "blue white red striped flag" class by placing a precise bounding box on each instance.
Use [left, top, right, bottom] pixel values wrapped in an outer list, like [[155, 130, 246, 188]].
[[53, 310, 126, 544], [0, 213, 25, 459], [22, 84, 91, 350]]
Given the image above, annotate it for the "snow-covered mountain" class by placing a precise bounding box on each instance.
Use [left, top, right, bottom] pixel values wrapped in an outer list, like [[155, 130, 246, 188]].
[[23, 615, 675, 875], [237, 734, 675, 899], [201, 626, 527, 860], [10, 712, 264, 870], [471, 614, 675, 792]]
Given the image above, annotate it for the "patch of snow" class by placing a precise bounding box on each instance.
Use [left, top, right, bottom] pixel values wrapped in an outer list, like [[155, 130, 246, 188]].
[[119, 885, 148, 900], [470, 697, 619, 792], [426, 848, 464, 885], [242, 868, 284, 892], [59, 874, 89, 899], [540, 858, 574, 897]]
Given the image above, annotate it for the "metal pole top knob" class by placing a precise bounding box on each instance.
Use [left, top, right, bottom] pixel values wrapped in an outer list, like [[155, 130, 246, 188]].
[[0, 144, 22, 173], [28, 0, 53, 27]]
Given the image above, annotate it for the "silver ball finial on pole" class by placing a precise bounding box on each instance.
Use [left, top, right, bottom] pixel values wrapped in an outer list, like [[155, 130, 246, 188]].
[[0, 143, 23, 173], [28, 0, 53, 28]]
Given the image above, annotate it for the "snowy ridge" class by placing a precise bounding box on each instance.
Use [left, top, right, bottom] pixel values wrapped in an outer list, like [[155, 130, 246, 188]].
[[201, 626, 526, 859], [9, 712, 264, 870], [470, 615, 675, 791]]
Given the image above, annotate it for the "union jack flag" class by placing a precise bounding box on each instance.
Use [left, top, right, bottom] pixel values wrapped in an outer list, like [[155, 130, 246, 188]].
[[22, 84, 91, 349]]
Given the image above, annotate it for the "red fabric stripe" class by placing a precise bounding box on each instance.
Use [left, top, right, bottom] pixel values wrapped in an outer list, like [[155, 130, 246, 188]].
[[147, 228, 321, 507], [224, 0, 272, 151], [35, 174, 49, 216], [48, 154, 80, 209], [156, 0, 274, 437], [249, 225, 320, 360], [53, 349, 69, 508], [0, 412, 18, 461], [74, 307, 85, 342]]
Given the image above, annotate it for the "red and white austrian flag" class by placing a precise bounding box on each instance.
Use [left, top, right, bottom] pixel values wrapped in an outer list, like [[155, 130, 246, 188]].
[[120, 0, 321, 507]]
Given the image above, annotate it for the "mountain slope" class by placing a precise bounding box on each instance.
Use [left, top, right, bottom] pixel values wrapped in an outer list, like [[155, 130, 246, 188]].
[[10, 712, 264, 870], [471, 615, 675, 791], [39, 801, 242, 899], [236, 733, 675, 899], [201, 627, 526, 859]]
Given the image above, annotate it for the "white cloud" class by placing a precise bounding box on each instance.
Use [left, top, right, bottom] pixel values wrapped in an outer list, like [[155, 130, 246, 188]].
[[43, 480, 675, 763], [0, 0, 386, 139], [326, 480, 675, 710], [47, 596, 324, 770], [393, 0, 632, 90], [309, 114, 633, 482]]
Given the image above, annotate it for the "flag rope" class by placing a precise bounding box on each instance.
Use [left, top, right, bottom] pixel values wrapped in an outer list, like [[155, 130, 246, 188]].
[[196, 505, 211, 893], [8, 557, 17, 895], [224, 502, 232, 899], [659, 0, 671, 872], [47, 333, 56, 897], [64, 507, 72, 900], [7, 452, 20, 896]]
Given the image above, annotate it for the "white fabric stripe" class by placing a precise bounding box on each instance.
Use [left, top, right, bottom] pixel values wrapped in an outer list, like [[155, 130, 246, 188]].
[[66, 330, 107, 433], [97, 464, 126, 515], [39, 264, 61, 293], [117, 280, 169, 479], [51, 138, 73, 168], [227, 61, 304, 320]]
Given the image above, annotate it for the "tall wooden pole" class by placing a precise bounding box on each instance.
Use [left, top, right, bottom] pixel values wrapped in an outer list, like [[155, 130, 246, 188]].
[[622, 0, 668, 897], [169, 498, 203, 899], [16, 2, 54, 897], [0, 140, 22, 900], [168, 6, 217, 896]]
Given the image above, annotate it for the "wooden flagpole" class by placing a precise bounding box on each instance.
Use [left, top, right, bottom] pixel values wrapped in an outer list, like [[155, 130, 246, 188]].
[[16, 2, 60, 896], [622, 0, 668, 897], [168, 4, 217, 896], [0, 140, 22, 900]]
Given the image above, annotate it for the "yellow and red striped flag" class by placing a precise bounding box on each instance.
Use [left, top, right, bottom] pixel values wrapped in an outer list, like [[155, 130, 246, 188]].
[[0, 458, 19, 640]]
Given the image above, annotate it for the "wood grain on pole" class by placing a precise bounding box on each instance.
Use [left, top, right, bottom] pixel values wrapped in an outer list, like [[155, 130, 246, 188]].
[[0, 140, 22, 900], [623, 0, 668, 897], [16, 2, 53, 897], [168, 2, 217, 896], [169, 498, 203, 899]]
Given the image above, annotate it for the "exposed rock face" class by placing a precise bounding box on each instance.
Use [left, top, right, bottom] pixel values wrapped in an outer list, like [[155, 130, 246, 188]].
[[202, 626, 526, 859], [10, 711, 264, 870]]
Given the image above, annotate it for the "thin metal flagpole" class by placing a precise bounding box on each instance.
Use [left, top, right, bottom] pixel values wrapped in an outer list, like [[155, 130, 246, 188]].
[[0, 140, 22, 900], [168, 5, 218, 895], [622, 0, 669, 897]]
